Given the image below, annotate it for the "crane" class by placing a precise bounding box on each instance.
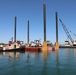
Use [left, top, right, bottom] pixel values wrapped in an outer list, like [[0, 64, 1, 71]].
[[59, 19, 76, 46]]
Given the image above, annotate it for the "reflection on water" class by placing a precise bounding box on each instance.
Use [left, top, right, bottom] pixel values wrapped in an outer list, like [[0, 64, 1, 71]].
[[26, 54, 30, 63], [0, 48, 76, 75], [0, 52, 21, 59], [42, 50, 48, 61], [74, 48, 76, 57], [55, 49, 60, 75], [55, 49, 59, 61], [65, 48, 76, 58], [0, 52, 3, 58], [65, 48, 70, 56], [42, 48, 48, 75], [42, 57, 47, 75]]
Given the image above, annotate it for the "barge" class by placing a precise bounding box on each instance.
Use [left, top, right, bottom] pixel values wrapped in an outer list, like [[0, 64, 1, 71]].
[[59, 45, 76, 48], [25, 46, 55, 52]]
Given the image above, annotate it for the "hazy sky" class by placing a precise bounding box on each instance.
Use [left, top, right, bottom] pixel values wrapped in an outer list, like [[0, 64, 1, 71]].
[[0, 0, 76, 44]]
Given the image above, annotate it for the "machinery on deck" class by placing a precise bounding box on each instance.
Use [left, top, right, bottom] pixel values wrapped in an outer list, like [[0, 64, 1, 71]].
[[65, 40, 70, 46], [59, 19, 76, 46], [30, 40, 42, 47]]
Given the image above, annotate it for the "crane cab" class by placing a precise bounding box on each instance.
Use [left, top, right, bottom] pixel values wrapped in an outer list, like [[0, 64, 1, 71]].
[[73, 41, 76, 46], [65, 40, 70, 46]]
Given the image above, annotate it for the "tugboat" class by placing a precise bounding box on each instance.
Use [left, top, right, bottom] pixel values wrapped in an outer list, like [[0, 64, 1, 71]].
[[0, 41, 25, 52], [0, 16, 25, 52]]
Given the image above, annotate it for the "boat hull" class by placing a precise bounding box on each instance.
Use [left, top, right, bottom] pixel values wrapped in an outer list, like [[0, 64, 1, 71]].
[[59, 46, 76, 48], [25, 47, 41, 52], [0, 47, 25, 52]]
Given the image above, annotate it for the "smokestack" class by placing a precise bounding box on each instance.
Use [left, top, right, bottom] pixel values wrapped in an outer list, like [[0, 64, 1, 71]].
[[43, 4, 46, 42], [14, 16, 16, 42], [56, 12, 58, 42]]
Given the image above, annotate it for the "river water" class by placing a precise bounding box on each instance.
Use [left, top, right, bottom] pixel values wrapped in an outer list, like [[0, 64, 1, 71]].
[[0, 48, 76, 75]]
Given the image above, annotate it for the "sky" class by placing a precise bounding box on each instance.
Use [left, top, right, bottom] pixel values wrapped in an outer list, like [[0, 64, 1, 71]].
[[0, 0, 76, 44]]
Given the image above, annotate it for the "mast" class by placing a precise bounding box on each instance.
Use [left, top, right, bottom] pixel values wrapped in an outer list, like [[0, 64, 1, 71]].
[[27, 20, 29, 44], [14, 16, 17, 43], [43, 4, 46, 42], [56, 12, 58, 42]]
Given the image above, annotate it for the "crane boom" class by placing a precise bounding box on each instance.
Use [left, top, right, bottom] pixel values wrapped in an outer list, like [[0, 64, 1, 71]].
[[59, 19, 73, 44]]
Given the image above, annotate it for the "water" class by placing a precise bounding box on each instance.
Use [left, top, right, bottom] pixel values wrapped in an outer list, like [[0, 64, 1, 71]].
[[0, 48, 76, 75]]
